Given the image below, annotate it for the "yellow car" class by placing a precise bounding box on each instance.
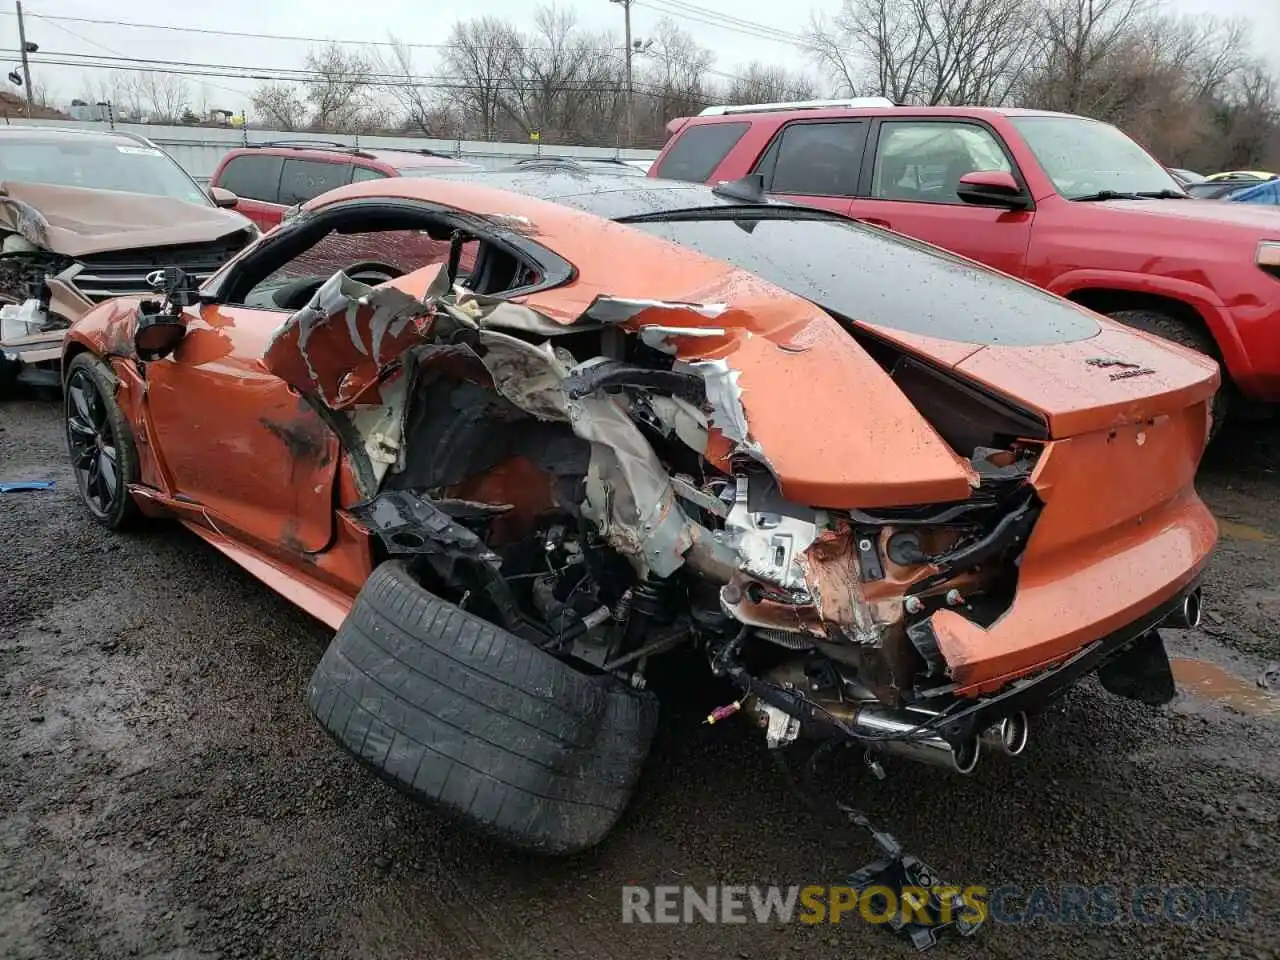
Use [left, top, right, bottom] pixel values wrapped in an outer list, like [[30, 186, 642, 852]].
[[1205, 170, 1275, 182]]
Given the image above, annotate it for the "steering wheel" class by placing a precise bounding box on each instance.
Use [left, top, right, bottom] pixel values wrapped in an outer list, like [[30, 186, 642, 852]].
[[342, 260, 405, 286], [268, 261, 406, 311]]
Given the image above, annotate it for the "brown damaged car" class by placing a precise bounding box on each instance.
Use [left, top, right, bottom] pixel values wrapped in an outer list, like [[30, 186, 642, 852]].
[[60, 168, 1217, 859], [0, 127, 257, 391]]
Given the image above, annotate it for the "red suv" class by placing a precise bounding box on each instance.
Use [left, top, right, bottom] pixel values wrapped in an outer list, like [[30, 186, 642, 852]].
[[651, 99, 1280, 429], [210, 141, 480, 231]]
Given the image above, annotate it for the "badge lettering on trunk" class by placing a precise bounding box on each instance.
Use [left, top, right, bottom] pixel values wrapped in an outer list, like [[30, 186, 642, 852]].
[[1085, 357, 1156, 380]]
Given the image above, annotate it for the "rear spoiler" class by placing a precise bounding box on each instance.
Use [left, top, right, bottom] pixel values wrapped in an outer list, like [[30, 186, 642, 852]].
[[665, 117, 691, 140]]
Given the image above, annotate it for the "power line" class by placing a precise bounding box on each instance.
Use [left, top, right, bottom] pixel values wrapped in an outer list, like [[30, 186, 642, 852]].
[[0, 47, 721, 104], [635, 0, 805, 47], [643, 0, 804, 44], [0, 10, 450, 50], [29, 12, 129, 58]]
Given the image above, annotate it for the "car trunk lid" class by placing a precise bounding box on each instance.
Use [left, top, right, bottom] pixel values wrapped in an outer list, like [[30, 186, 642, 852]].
[[856, 318, 1220, 439]]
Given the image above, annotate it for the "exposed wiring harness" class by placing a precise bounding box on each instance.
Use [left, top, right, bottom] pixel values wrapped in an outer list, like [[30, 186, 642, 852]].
[[710, 629, 960, 745]]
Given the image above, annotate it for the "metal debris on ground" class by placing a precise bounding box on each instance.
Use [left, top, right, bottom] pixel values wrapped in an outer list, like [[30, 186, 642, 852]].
[[836, 802, 983, 951]]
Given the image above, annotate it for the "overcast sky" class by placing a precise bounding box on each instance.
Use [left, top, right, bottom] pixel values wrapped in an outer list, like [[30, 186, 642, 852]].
[[3, 0, 1277, 114]]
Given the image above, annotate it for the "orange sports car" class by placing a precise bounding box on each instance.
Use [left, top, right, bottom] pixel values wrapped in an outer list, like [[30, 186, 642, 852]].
[[62, 168, 1218, 856]]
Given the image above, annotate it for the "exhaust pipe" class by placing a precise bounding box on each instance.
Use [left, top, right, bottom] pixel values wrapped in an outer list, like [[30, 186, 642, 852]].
[[1164, 587, 1203, 629], [850, 706, 981, 775], [980, 711, 1029, 756]]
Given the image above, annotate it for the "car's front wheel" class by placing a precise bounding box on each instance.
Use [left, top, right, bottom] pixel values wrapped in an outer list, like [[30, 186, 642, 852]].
[[64, 352, 141, 530]]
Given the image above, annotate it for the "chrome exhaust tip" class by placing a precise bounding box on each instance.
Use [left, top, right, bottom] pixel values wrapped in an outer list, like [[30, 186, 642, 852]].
[[1165, 587, 1203, 629], [980, 711, 1029, 756], [852, 706, 982, 775]]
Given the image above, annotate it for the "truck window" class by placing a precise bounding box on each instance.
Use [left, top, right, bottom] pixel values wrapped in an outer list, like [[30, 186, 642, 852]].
[[216, 155, 284, 203], [756, 121, 866, 196], [653, 122, 749, 183], [351, 165, 389, 183], [871, 122, 1011, 204], [279, 158, 354, 204]]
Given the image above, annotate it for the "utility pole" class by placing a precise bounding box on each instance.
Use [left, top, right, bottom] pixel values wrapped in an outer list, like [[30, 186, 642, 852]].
[[15, 1, 33, 108], [610, 0, 633, 148]]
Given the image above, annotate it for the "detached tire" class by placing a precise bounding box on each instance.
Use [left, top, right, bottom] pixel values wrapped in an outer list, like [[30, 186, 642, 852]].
[[307, 561, 660, 855], [1106, 308, 1228, 441]]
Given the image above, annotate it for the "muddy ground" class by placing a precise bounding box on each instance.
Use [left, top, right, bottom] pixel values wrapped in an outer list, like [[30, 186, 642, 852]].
[[2, 394, 1278, 960]]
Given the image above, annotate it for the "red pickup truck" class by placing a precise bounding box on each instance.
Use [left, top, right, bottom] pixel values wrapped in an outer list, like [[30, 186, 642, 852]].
[[650, 100, 1280, 431]]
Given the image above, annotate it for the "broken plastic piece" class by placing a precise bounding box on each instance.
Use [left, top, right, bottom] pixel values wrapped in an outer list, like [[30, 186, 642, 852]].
[[837, 803, 983, 951], [0, 480, 55, 493]]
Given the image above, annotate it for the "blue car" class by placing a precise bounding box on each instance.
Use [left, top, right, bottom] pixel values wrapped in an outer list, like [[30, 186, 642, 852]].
[[1226, 178, 1280, 205]]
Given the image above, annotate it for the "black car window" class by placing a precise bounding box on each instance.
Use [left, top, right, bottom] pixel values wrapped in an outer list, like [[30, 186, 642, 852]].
[[216, 154, 284, 203], [351, 165, 390, 183], [279, 158, 354, 204], [626, 215, 1098, 346], [759, 121, 867, 196], [653, 122, 750, 183]]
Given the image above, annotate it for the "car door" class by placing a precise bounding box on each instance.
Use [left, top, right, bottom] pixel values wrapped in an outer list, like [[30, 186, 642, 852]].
[[752, 120, 868, 216], [847, 119, 1035, 278], [142, 294, 341, 556], [212, 153, 286, 231]]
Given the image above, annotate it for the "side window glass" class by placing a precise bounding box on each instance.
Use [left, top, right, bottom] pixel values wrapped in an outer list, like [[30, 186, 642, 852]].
[[280, 159, 353, 204], [350, 165, 389, 183], [768, 121, 866, 196], [654, 122, 750, 182], [216, 155, 283, 203], [871, 122, 1012, 204]]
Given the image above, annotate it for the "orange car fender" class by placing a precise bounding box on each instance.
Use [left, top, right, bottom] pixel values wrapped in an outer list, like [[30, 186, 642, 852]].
[[62, 299, 180, 500]]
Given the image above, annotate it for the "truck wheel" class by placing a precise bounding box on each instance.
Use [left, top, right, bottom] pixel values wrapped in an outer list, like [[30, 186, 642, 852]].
[[1106, 308, 1228, 441], [306, 561, 660, 855]]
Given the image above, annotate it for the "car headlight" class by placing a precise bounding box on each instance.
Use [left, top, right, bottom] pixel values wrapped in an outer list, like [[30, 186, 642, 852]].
[[1256, 241, 1280, 279]]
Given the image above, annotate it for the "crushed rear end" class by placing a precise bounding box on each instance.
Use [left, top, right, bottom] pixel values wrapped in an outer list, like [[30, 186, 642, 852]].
[[257, 192, 1218, 782]]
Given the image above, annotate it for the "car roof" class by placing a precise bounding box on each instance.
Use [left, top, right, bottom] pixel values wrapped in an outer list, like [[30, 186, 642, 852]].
[[681, 104, 1092, 125], [361, 149, 474, 170], [226, 142, 473, 171], [414, 167, 756, 219], [0, 126, 156, 145]]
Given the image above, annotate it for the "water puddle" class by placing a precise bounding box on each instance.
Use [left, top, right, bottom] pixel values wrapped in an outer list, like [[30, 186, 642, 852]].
[[1170, 659, 1280, 717], [1216, 519, 1277, 544]]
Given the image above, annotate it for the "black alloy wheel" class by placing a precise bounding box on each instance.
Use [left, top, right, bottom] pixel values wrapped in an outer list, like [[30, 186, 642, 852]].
[[63, 353, 140, 529]]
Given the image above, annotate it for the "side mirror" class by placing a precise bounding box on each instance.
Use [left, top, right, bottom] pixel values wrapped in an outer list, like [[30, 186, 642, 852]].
[[133, 266, 201, 361], [956, 170, 1030, 210], [208, 185, 239, 208], [134, 308, 187, 361]]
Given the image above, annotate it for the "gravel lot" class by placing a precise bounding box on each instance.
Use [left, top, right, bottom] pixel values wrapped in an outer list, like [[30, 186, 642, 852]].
[[2, 393, 1278, 960]]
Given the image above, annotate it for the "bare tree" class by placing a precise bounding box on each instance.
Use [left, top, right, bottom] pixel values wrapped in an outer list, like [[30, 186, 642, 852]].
[[498, 6, 622, 143], [304, 43, 380, 132], [442, 17, 523, 140], [135, 72, 190, 124], [381, 37, 458, 136], [251, 81, 308, 130], [83, 71, 146, 120], [807, 0, 1041, 106], [1024, 0, 1153, 112], [634, 18, 714, 141], [723, 61, 819, 105], [808, 0, 932, 102]]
